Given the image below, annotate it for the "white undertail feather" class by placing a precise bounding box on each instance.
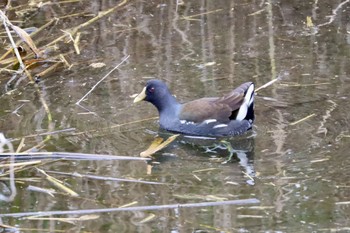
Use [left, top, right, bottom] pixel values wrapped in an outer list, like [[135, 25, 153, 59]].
[[236, 83, 254, 121]]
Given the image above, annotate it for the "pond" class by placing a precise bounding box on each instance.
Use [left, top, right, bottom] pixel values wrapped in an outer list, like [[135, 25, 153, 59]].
[[0, 0, 350, 232]]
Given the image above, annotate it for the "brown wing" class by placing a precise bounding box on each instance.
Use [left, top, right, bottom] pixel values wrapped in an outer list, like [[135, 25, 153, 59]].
[[215, 82, 252, 109], [180, 98, 233, 123], [179, 82, 252, 123]]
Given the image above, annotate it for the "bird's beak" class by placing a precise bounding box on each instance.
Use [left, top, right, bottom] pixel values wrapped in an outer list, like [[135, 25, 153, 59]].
[[133, 87, 147, 103]]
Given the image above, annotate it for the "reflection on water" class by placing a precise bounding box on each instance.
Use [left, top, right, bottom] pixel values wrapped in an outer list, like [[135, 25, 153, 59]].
[[0, 0, 350, 232], [150, 133, 256, 185]]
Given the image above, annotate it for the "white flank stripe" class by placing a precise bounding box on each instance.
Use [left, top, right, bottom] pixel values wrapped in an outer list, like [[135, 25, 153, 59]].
[[184, 135, 216, 140], [236, 83, 254, 121], [180, 120, 195, 125], [213, 124, 228, 129], [203, 119, 217, 124]]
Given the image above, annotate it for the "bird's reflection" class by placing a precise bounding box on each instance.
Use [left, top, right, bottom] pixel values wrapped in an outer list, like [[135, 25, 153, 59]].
[[145, 131, 256, 185]]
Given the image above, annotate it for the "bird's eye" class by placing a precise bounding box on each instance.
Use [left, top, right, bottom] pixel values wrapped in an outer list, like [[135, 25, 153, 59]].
[[149, 87, 155, 93]]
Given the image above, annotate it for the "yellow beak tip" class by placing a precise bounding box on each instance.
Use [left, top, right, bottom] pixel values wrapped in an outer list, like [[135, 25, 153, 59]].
[[133, 96, 142, 103], [133, 87, 147, 103]]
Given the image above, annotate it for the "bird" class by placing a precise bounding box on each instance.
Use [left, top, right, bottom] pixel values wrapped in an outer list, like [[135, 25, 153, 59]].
[[133, 79, 255, 137]]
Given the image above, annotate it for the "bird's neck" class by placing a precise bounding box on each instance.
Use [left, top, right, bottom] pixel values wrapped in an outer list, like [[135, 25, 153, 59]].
[[155, 94, 179, 114], [155, 94, 181, 126]]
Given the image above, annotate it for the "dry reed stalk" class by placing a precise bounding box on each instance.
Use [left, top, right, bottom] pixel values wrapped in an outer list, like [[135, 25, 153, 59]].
[[46, 0, 130, 47], [289, 113, 316, 126]]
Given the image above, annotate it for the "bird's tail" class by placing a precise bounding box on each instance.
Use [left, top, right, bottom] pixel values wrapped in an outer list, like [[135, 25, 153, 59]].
[[236, 83, 255, 123]]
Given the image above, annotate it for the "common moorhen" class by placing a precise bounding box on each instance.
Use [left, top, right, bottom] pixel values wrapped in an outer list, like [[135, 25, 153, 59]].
[[134, 79, 255, 137]]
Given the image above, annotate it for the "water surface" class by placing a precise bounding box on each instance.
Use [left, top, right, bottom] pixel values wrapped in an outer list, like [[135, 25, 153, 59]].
[[0, 0, 350, 232]]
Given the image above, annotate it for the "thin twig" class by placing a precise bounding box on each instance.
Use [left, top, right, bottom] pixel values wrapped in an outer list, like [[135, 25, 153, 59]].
[[46, 0, 129, 47], [0, 68, 21, 74], [182, 9, 223, 20], [10, 128, 76, 142], [15, 138, 25, 153], [73, 32, 81, 54], [10, 116, 157, 143], [34, 61, 63, 79], [76, 55, 130, 106], [289, 113, 316, 126], [0, 160, 42, 168], [255, 77, 280, 93], [0, 198, 260, 217], [4, 0, 12, 14], [0, 152, 150, 161], [279, 82, 330, 87], [37, 168, 79, 197], [47, 171, 164, 185]]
